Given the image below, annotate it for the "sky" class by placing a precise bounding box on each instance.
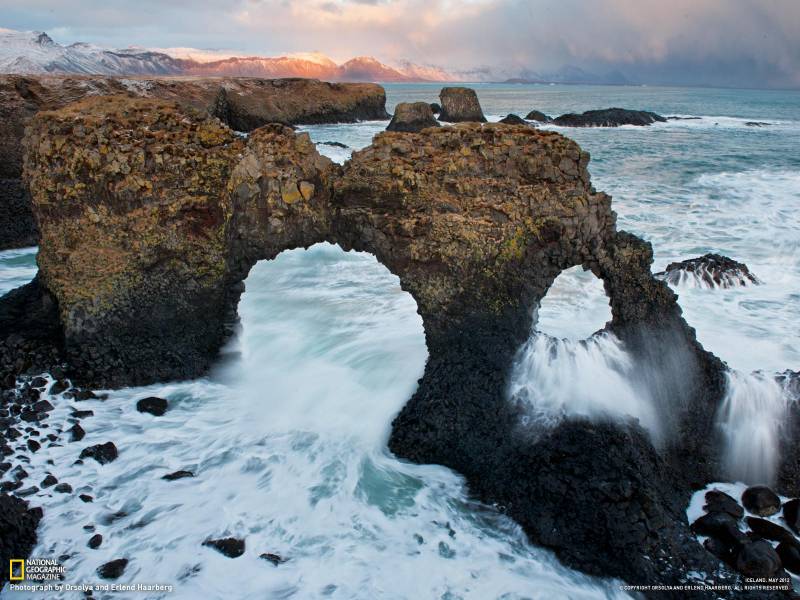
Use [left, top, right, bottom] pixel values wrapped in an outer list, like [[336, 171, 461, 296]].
[[1, 0, 799, 88]]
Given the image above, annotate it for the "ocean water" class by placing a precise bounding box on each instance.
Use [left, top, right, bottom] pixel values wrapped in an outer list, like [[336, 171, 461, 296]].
[[2, 83, 799, 597]]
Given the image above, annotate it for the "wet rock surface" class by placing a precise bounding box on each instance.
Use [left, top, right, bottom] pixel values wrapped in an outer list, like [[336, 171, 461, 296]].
[[386, 102, 440, 132], [498, 113, 527, 125], [203, 537, 245, 558], [742, 485, 781, 517], [552, 108, 667, 127], [437, 87, 486, 122], [97, 558, 128, 579], [656, 253, 760, 288], [136, 397, 168, 416], [79, 442, 118, 465], [0, 493, 42, 590]]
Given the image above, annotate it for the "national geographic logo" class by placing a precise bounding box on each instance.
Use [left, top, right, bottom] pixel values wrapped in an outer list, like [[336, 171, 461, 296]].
[[9, 559, 24, 581], [8, 558, 65, 582]]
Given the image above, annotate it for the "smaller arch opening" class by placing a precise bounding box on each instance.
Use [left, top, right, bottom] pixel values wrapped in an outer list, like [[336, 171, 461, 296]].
[[534, 265, 611, 340], [509, 266, 663, 443]]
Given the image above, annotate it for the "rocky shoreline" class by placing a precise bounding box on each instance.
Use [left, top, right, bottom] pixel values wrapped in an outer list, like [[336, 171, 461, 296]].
[[0, 85, 797, 597]]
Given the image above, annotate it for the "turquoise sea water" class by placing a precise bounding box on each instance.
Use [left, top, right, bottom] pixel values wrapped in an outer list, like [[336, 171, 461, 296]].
[[1, 84, 798, 598]]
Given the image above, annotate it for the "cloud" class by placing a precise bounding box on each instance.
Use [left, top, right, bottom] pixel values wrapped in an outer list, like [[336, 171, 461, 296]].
[[1, 0, 798, 87]]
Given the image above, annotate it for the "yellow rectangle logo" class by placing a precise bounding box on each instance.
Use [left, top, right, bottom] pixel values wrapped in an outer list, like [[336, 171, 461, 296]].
[[9, 559, 24, 581]]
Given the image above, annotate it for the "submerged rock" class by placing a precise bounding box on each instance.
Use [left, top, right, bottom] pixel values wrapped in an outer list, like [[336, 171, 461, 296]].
[[777, 541, 800, 574], [259, 552, 288, 566], [162, 470, 194, 481], [498, 114, 527, 125], [552, 108, 666, 127], [437, 87, 486, 122], [97, 558, 128, 580], [525, 110, 551, 122], [386, 102, 440, 133], [742, 485, 781, 517], [79, 442, 118, 465], [203, 537, 245, 558], [655, 253, 759, 288], [88, 533, 102, 549], [136, 397, 168, 416]]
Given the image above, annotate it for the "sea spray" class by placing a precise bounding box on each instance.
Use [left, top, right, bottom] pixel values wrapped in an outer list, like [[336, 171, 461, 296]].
[[717, 370, 790, 485], [508, 331, 662, 442]]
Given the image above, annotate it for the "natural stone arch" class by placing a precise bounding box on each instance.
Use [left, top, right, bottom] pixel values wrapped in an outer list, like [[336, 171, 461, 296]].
[[22, 95, 750, 588]]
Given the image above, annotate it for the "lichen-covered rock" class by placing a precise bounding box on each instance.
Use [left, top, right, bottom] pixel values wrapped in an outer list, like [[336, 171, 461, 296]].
[[386, 102, 440, 132], [437, 87, 486, 123], [0, 74, 388, 250]]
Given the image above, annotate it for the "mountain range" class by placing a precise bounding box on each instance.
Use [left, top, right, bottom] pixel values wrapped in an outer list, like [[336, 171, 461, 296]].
[[0, 27, 631, 85]]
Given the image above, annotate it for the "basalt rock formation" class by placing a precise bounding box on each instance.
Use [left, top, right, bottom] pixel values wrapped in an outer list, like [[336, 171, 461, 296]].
[[498, 113, 528, 125], [386, 102, 440, 132], [553, 108, 667, 127], [656, 253, 760, 288], [0, 74, 388, 249], [16, 95, 758, 595], [0, 493, 43, 590], [437, 87, 486, 123]]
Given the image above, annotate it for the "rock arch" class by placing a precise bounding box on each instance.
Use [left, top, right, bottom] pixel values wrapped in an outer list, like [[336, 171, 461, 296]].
[[22, 95, 743, 588]]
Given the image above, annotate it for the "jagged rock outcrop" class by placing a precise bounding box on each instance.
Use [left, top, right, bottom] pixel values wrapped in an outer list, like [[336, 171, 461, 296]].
[[553, 108, 667, 127], [525, 110, 551, 122], [1, 493, 42, 590], [0, 74, 388, 249], [437, 87, 486, 123], [656, 253, 760, 288], [386, 102, 440, 132], [19, 97, 741, 594]]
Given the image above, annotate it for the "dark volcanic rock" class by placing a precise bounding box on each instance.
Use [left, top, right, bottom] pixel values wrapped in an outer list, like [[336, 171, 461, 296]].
[[777, 541, 800, 574], [525, 110, 551, 122], [429, 102, 441, 115], [203, 537, 245, 558], [437, 87, 486, 123], [136, 397, 168, 416], [553, 108, 666, 127], [499, 114, 527, 125], [692, 511, 749, 548], [40, 474, 57, 487], [162, 470, 194, 481], [386, 102, 440, 133], [79, 442, 118, 464], [746, 517, 794, 543], [319, 141, 348, 148], [87, 533, 102, 549], [97, 558, 128, 580], [783, 499, 800, 533], [79, 494, 93, 503], [0, 493, 43, 589], [53, 482, 72, 494], [68, 422, 85, 442], [742, 486, 781, 517], [735, 540, 782, 577], [0, 179, 37, 250], [705, 490, 744, 519], [656, 253, 759, 288], [259, 553, 287, 566]]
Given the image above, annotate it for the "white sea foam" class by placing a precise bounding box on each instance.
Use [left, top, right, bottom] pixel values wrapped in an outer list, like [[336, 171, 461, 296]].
[[508, 332, 661, 442], [1, 244, 628, 600], [717, 370, 792, 485]]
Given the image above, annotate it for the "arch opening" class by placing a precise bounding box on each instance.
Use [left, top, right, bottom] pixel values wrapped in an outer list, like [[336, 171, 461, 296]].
[[508, 265, 663, 443], [213, 242, 428, 447]]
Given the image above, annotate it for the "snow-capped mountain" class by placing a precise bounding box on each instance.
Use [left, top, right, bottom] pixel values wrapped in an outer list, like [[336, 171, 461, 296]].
[[0, 28, 450, 82], [0, 28, 182, 75]]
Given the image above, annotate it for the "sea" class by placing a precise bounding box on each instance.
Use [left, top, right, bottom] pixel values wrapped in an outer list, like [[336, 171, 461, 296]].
[[1, 83, 798, 599]]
